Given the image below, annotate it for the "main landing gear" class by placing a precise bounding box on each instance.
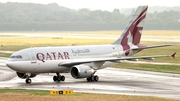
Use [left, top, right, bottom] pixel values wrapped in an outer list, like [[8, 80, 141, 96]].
[[53, 73, 65, 82], [87, 75, 99, 82]]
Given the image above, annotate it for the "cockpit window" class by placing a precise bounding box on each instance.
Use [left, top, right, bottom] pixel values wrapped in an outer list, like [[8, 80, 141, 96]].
[[10, 56, 16, 58], [10, 55, 23, 59], [17, 55, 22, 58]]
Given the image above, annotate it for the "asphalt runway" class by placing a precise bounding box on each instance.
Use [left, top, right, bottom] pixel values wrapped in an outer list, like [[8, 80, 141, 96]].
[[0, 58, 180, 100]]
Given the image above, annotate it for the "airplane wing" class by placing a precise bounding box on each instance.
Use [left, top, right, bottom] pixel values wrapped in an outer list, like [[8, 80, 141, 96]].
[[58, 52, 176, 67]]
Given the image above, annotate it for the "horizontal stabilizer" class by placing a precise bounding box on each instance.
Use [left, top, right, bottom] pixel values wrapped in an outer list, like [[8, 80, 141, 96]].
[[133, 44, 174, 51]]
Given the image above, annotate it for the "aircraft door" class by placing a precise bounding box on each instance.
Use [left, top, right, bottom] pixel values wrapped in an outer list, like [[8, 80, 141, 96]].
[[29, 52, 40, 71], [29, 52, 37, 63]]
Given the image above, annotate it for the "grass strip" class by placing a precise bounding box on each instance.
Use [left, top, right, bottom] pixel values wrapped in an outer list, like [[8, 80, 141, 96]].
[[0, 89, 178, 101], [113, 62, 180, 74]]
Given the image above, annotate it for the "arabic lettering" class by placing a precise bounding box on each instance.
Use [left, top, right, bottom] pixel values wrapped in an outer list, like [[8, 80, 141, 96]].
[[71, 49, 90, 54]]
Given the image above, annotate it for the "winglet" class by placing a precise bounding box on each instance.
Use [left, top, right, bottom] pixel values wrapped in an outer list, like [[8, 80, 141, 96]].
[[171, 52, 176, 59]]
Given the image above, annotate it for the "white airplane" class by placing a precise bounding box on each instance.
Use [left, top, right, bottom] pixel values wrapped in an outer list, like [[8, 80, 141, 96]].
[[6, 6, 176, 84]]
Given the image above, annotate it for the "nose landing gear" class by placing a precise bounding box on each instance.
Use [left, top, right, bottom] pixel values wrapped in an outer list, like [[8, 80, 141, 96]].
[[25, 78, 32, 84]]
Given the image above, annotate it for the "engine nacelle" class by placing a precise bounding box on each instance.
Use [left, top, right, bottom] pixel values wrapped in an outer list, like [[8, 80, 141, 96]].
[[16, 72, 37, 79], [70, 65, 94, 79]]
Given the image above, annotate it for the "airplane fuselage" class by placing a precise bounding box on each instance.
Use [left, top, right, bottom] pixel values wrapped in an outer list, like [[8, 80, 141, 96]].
[[6, 44, 139, 73]]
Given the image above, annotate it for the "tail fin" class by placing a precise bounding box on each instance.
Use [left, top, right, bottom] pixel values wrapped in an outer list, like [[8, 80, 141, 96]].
[[113, 6, 148, 45]]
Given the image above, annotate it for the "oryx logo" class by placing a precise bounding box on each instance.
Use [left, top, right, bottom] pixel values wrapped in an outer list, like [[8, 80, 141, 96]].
[[121, 6, 147, 56]]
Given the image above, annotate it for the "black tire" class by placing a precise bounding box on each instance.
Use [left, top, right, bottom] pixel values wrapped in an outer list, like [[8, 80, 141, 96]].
[[25, 78, 31, 84], [61, 75, 65, 81], [87, 77, 91, 82], [57, 76, 61, 82], [94, 76, 99, 81], [53, 76, 57, 82], [90, 76, 94, 81]]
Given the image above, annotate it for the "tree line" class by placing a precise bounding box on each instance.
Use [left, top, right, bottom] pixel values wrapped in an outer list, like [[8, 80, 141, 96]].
[[0, 2, 180, 31]]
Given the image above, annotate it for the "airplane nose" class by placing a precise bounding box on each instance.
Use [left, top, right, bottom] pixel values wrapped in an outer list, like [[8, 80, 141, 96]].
[[6, 60, 14, 68], [6, 60, 19, 71]]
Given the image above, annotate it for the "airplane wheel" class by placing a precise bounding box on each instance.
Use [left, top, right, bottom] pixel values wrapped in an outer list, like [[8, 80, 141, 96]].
[[94, 75, 99, 81], [90, 76, 94, 81], [57, 76, 61, 82], [53, 76, 57, 82], [87, 77, 91, 82], [61, 75, 65, 81], [26, 78, 31, 84]]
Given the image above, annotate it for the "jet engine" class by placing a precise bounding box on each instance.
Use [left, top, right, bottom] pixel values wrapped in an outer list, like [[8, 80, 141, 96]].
[[70, 65, 95, 79], [16, 72, 37, 79]]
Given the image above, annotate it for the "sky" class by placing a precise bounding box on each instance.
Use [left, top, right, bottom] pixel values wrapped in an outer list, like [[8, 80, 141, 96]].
[[1, 0, 180, 11]]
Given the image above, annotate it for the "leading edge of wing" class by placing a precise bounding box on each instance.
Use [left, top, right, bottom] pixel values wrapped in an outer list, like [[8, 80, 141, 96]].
[[58, 52, 176, 66]]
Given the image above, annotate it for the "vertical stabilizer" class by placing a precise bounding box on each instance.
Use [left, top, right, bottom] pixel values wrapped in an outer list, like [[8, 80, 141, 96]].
[[113, 6, 148, 45]]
